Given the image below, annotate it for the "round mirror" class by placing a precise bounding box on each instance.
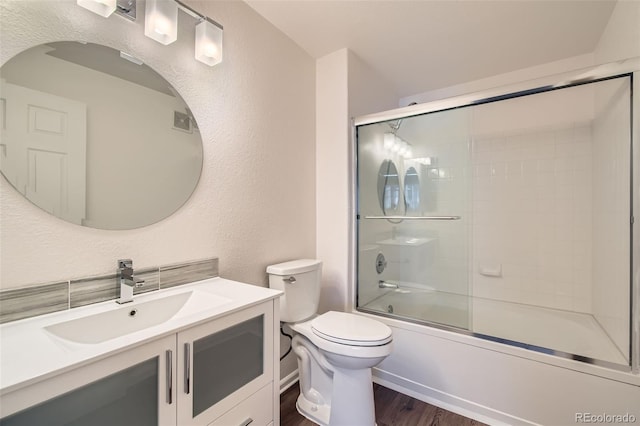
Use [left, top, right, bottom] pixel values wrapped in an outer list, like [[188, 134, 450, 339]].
[[0, 41, 203, 230], [404, 167, 420, 214], [377, 160, 401, 215]]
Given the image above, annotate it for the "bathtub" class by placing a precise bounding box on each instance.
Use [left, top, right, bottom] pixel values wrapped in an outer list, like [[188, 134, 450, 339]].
[[355, 290, 640, 425], [361, 287, 627, 366]]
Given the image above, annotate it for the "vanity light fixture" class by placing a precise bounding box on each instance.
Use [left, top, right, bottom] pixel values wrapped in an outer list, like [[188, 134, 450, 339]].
[[77, 0, 223, 66], [414, 157, 433, 166], [195, 19, 223, 66], [144, 0, 178, 45], [77, 0, 117, 18]]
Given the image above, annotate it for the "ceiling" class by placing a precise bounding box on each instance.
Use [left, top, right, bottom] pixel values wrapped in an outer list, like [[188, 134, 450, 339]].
[[244, 0, 617, 98]]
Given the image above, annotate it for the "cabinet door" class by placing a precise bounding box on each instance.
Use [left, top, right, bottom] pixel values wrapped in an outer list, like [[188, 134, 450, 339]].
[[176, 301, 274, 425], [0, 335, 176, 426]]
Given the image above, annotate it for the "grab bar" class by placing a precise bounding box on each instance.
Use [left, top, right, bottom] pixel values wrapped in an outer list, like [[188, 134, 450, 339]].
[[364, 215, 461, 220]]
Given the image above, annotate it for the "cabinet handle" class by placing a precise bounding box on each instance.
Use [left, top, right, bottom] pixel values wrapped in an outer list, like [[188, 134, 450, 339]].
[[166, 350, 173, 404], [184, 343, 191, 394], [239, 418, 253, 426]]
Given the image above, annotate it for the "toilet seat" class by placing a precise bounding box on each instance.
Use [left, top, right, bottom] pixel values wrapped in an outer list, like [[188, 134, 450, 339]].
[[311, 311, 392, 347]]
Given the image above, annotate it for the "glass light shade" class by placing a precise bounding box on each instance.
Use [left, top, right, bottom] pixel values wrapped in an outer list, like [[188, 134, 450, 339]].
[[77, 0, 116, 17], [195, 20, 223, 66], [144, 0, 178, 45]]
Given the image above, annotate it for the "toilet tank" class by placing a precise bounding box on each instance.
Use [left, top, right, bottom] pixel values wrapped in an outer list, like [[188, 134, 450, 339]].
[[267, 259, 322, 323]]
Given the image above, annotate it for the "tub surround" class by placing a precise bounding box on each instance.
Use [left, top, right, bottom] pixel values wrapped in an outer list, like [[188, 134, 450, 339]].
[[0, 258, 218, 324], [0, 276, 280, 394]]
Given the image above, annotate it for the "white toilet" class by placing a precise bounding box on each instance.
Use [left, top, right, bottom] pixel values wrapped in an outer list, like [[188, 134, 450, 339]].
[[267, 259, 393, 426]]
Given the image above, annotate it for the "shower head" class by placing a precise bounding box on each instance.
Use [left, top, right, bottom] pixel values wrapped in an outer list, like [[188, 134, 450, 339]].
[[387, 102, 417, 134]]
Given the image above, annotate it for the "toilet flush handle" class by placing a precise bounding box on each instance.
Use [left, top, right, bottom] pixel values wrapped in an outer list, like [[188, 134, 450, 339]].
[[283, 276, 296, 284]]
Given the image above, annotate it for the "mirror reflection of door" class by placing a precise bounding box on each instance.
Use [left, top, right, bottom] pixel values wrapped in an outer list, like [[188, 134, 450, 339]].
[[377, 159, 401, 215], [0, 41, 204, 230], [404, 166, 420, 215], [0, 80, 86, 224]]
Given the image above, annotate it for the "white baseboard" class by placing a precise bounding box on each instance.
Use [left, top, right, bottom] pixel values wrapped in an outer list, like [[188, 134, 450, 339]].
[[372, 368, 537, 426], [280, 370, 299, 394]]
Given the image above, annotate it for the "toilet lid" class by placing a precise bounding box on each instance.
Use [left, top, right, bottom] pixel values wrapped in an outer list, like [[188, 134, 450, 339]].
[[311, 312, 392, 346]]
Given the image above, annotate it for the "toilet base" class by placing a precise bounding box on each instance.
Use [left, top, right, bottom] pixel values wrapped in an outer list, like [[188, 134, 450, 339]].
[[296, 393, 331, 426], [295, 367, 377, 426]]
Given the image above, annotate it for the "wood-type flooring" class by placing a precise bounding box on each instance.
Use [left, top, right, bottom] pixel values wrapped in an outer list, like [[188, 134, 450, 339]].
[[280, 382, 487, 426]]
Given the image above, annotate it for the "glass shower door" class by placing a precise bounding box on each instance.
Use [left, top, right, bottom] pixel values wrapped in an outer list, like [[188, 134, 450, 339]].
[[355, 71, 634, 369], [356, 107, 473, 330]]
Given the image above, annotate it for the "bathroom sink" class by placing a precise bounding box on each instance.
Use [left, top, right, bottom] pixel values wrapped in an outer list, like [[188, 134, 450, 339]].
[[45, 290, 231, 344]]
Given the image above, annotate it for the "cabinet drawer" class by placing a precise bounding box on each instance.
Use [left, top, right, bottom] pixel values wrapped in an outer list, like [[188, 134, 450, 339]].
[[208, 382, 273, 426]]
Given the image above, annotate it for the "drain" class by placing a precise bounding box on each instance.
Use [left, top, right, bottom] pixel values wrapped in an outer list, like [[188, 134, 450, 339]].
[[387, 304, 394, 314]]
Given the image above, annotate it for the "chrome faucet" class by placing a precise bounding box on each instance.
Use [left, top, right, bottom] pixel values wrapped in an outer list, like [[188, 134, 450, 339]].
[[116, 259, 145, 304]]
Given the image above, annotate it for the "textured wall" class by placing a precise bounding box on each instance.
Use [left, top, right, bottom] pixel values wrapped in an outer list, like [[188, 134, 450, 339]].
[[0, 0, 316, 289], [315, 49, 398, 314]]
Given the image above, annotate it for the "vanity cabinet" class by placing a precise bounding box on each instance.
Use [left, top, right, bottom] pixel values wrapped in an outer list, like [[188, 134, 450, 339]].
[[0, 300, 278, 426], [177, 301, 274, 425]]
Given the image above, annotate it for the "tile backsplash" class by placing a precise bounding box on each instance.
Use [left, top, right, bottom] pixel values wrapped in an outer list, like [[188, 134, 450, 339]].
[[0, 258, 218, 324], [0, 281, 69, 324]]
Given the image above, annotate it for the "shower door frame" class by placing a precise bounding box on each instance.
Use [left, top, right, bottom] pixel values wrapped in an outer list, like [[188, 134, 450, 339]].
[[351, 57, 640, 374]]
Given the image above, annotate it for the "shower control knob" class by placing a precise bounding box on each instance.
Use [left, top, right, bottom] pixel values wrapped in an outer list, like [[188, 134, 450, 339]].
[[376, 253, 387, 274]]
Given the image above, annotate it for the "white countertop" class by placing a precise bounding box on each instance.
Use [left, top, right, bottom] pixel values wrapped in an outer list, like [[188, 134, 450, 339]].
[[0, 277, 282, 395]]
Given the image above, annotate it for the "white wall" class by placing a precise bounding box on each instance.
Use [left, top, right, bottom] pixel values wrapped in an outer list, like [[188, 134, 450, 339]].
[[593, 0, 640, 64], [315, 49, 397, 313], [315, 49, 350, 314], [0, 0, 316, 293], [400, 53, 595, 107]]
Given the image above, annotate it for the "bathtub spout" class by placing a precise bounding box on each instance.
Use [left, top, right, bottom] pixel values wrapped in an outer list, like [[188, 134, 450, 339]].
[[379, 280, 399, 289]]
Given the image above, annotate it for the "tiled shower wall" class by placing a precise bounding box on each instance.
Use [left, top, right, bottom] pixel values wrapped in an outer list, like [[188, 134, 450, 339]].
[[472, 124, 593, 312]]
